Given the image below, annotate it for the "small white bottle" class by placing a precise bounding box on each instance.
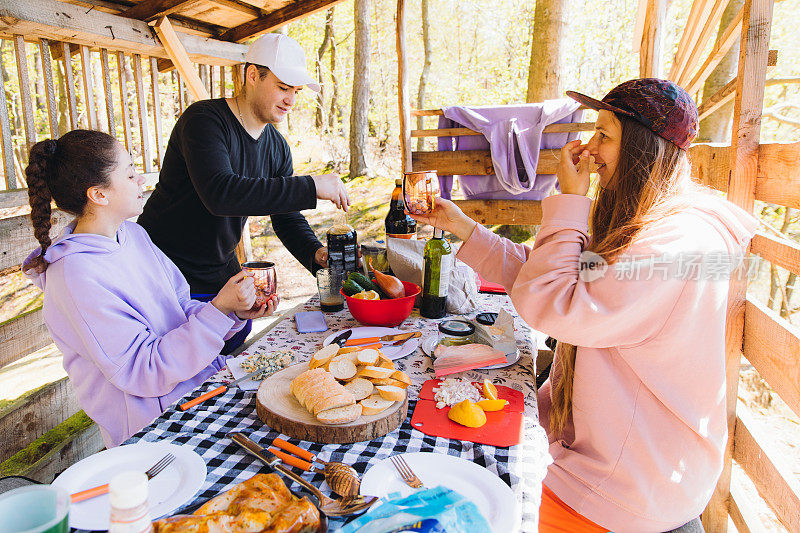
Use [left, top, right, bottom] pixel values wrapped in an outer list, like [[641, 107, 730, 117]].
[[108, 471, 153, 533]]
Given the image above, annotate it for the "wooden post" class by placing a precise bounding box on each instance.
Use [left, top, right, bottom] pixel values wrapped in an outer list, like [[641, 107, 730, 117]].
[[0, 39, 16, 189], [60, 42, 79, 130], [39, 40, 59, 139], [13, 36, 37, 151], [80, 45, 99, 130], [100, 49, 116, 135], [702, 0, 774, 529], [117, 51, 133, 152], [132, 54, 154, 173], [638, 0, 665, 78], [150, 57, 165, 167], [396, 0, 411, 173], [153, 17, 209, 101], [219, 65, 226, 98]]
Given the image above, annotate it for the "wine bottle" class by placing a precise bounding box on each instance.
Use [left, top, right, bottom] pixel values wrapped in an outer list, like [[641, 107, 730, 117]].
[[385, 179, 417, 239], [420, 228, 453, 318]]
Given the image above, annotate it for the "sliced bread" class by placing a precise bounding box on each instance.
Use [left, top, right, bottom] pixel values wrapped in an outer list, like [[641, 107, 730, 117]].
[[310, 391, 355, 415], [358, 366, 395, 379], [344, 377, 374, 401], [328, 357, 358, 381], [309, 344, 339, 369], [390, 370, 411, 386], [356, 349, 380, 366], [377, 356, 395, 370], [316, 403, 363, 425], [376, 385, 406, 402], [360, 395, 395, 416]]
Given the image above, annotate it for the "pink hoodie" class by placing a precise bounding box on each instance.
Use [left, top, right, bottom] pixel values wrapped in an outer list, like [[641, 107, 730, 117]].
[[456, 193, 757, 532]]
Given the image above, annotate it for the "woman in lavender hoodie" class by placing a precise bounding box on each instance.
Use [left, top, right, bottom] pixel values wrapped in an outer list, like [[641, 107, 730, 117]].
[[412, 80, 758, 532], [23, 130, 277, 448]]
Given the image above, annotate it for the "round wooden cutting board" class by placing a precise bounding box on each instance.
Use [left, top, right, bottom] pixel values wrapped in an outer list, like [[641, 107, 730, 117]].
[[256, 362, 408, 444]]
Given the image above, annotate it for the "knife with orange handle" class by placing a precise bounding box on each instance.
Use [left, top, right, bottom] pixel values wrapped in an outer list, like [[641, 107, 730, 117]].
[[344, 331, 421, 347], [179, 366, 263, 411]]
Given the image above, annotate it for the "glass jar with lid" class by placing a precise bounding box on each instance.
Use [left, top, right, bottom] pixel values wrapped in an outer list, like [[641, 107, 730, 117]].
[[437, 319, 476, 348]]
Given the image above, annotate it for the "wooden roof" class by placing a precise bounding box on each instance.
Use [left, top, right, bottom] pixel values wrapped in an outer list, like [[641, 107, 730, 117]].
[[64, 0, 346, 42]]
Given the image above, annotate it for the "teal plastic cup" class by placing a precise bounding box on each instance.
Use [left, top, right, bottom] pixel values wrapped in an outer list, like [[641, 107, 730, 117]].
[[0, 485, 69, 533]]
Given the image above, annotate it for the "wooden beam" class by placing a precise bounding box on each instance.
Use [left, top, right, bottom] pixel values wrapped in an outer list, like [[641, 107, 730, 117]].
[[0, 376, 79, 464], [0, 0, 247, 66], [733, 409, 800, 531], [80, 45, 99, 130], [750, 232, 800, 276], [121, 0, 198, 21], [208, 0, 263, 18], [397, 0, 411, 173], [688, 143, 730, 192], [100, 48, 116, 135], [454, 199, 543, 226], [0, 39, 15, 188], [669, 0, 716, 82], [743, 297, 800, 419], [219, 0, 346, 42], [0, 189, 28, 210], [13, 35, 36, 150], [153, 17, 209, 101], [729, 483, 758, 533], [705, 0, 774, 529], [412, 149, 560, 176], [684, 5, 744, 94], [132, 54, 153, 173], [0, 307, 50, 370], [677, 0, 730, 88], [638, 0, 665, 78], [117, 51, 133, 151], [59, 42, 79, 130], [39, 39, 59, 138], [756, 140, 800, 208], [150, 56, 165, 166]]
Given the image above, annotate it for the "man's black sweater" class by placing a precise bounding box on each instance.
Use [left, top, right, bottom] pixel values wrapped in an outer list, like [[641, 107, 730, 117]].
[[138, 98, 322, 294]]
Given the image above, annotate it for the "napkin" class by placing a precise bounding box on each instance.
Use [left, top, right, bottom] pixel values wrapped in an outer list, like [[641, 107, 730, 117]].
[[386, 237, 478, 315], [338, 485, 490, 533]]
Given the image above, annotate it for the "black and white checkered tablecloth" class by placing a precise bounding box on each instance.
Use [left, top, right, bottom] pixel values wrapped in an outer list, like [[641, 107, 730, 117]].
[[117, 293, 551, 532]]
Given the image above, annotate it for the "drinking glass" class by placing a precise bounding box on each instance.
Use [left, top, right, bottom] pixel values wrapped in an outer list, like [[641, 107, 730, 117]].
[[317, 268, 344, 312], [403, 170, 439, 215], [0, 485, 69, 533], [242, 261, 277, 309]]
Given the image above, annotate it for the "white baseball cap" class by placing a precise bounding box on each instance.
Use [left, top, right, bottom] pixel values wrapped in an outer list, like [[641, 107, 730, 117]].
[[244, 34, 321, 93]]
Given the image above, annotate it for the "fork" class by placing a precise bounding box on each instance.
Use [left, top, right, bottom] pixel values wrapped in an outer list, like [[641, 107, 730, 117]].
[[70, 452, 176, 503], [390, 455, 424, 489]]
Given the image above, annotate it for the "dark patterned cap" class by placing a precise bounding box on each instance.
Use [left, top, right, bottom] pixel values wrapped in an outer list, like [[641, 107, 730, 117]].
[[566, 78, 698, 150]]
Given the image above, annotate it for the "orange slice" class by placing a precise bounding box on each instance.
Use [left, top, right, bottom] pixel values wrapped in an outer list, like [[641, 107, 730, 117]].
[[477, 399, 508, 412], [482, 379, 498, 401]]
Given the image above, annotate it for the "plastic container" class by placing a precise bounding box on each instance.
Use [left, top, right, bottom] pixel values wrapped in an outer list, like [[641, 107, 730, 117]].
[[436, 320, 476, 348], [109, 471, 152, 533], [341, 281, 421, 326]]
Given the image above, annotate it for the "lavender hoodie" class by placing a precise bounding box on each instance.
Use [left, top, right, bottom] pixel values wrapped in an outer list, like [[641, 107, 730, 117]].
[[24, 221, 245, 447], [457, 193, 757, 532]]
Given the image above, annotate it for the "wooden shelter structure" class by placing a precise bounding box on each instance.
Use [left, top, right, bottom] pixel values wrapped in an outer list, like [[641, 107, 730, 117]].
[[0, 0, 797, 530]]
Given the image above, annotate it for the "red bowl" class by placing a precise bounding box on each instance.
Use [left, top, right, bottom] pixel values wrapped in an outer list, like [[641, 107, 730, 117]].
[[341, 281, 421, 327]]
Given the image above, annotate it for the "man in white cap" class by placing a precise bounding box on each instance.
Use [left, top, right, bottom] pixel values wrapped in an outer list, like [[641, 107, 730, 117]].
[[139, 33, 348, 353]]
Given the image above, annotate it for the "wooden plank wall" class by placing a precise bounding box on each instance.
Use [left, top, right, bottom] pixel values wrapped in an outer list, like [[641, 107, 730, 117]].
[[0, 32, 185, 480]]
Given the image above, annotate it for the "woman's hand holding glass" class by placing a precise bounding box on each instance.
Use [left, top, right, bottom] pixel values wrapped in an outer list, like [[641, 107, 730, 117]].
[[558, 140, 594, 196], [211, 271, 277, 319], [407, 197, 478, 242]]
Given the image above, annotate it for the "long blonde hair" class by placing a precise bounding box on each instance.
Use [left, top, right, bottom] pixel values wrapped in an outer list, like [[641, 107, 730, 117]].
[[549, 117, 698, 435]]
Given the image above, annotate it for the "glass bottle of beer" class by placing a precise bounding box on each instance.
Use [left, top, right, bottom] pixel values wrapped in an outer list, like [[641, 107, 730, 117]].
[[420, 228, 453, 318], [385, 179, 417, 239]]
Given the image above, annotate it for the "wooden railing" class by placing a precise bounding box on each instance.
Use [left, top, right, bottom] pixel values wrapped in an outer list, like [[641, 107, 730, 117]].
[[0, 22, 242, 479]]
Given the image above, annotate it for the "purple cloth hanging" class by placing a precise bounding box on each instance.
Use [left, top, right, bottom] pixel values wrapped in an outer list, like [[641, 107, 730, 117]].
[[436, 100, 584, 200]]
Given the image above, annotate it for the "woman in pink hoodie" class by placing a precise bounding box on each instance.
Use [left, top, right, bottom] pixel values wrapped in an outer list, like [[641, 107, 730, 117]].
[[23, 130, 278, 447], [412, 79, 758, 531]]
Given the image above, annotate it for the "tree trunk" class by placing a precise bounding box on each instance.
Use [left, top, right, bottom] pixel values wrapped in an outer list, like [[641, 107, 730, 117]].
[[349, 0, 371, 177], [415, 0, 432, 151], [329, 9, 341, 132], [315, 9, 334, 130], [698, 0, 745, 142], [526, 0, 566, 102]]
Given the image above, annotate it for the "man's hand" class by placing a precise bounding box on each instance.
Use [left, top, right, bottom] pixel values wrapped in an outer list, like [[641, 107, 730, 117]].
[[311, 174, 350, 211], [314, 247, 328, 267]]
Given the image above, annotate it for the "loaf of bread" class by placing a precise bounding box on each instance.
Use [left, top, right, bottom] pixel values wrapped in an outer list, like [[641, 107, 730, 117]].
[[290, 368, 356, 422]]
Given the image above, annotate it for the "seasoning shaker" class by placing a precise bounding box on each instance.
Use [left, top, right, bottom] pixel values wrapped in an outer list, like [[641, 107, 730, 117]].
[[109, 471, 153, 533]]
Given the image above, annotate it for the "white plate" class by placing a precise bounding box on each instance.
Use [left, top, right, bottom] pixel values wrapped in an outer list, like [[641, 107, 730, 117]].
[[323, 326, 420, 360], [361, 452, 520, 533], [420, 335, 521, 369], [53, 441, 206, 530]]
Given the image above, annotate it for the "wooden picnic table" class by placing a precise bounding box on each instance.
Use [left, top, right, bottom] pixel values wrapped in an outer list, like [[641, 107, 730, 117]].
[[114, 291, 551, 532]]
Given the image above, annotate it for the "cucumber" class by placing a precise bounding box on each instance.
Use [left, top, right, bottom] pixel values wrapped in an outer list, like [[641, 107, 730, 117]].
[[342, 279, 364, 296], [349, 272, 380, 293]]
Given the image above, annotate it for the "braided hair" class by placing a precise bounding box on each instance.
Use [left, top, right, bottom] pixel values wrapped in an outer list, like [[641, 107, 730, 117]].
[[24, 130, 118, 273]]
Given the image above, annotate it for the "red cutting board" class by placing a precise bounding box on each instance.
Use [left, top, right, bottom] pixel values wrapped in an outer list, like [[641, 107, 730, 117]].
[[410, 379, 524, 447]]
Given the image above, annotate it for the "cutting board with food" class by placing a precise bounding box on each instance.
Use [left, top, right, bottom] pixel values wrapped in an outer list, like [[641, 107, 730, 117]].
[[410, 378, 524, 447], [257, 345, 409, 444]]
